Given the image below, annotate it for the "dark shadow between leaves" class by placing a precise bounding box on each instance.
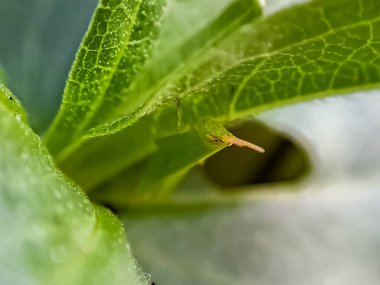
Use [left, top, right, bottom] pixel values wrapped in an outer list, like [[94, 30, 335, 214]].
[[202, 119, 311, 190]]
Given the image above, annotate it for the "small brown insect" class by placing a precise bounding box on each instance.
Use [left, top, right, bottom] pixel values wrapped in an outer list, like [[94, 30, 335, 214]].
[[202, 118, 265, 153], [222, 134, 265, 153], [206, 133, 264, 153]]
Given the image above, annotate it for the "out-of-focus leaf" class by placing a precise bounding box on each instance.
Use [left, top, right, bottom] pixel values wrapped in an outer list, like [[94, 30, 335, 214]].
[[0, 86, 146, 285], [44, 0, 166, 155], [0, 83, 27, 123]]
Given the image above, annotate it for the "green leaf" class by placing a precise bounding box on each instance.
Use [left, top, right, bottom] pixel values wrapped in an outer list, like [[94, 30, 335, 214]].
[[150, 0, 380, 127], [185, 0, 380, 121], [45, 0, 166, 156], [46, 0, 263, 159], [0, 84, 28, 123], [68, 0, 380, 197], [92, 0, 380, 134], [60, 117, 158, 190], [132, 124, 227, 197], [0, 88, 146, 284], [49, 0, 264, 191]]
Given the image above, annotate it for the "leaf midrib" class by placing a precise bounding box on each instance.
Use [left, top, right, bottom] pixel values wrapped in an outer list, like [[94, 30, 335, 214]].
[[73, 0, 144, 139]]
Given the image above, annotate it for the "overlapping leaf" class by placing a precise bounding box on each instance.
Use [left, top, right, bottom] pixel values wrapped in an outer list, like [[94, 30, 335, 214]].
[[58, 0, 380, 197], [139, 0, 380, 194], [97, 0, 380, 134]]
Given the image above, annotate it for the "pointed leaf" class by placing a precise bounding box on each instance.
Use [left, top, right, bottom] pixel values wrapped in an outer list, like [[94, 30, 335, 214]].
[[45, 0, 166, 155]]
